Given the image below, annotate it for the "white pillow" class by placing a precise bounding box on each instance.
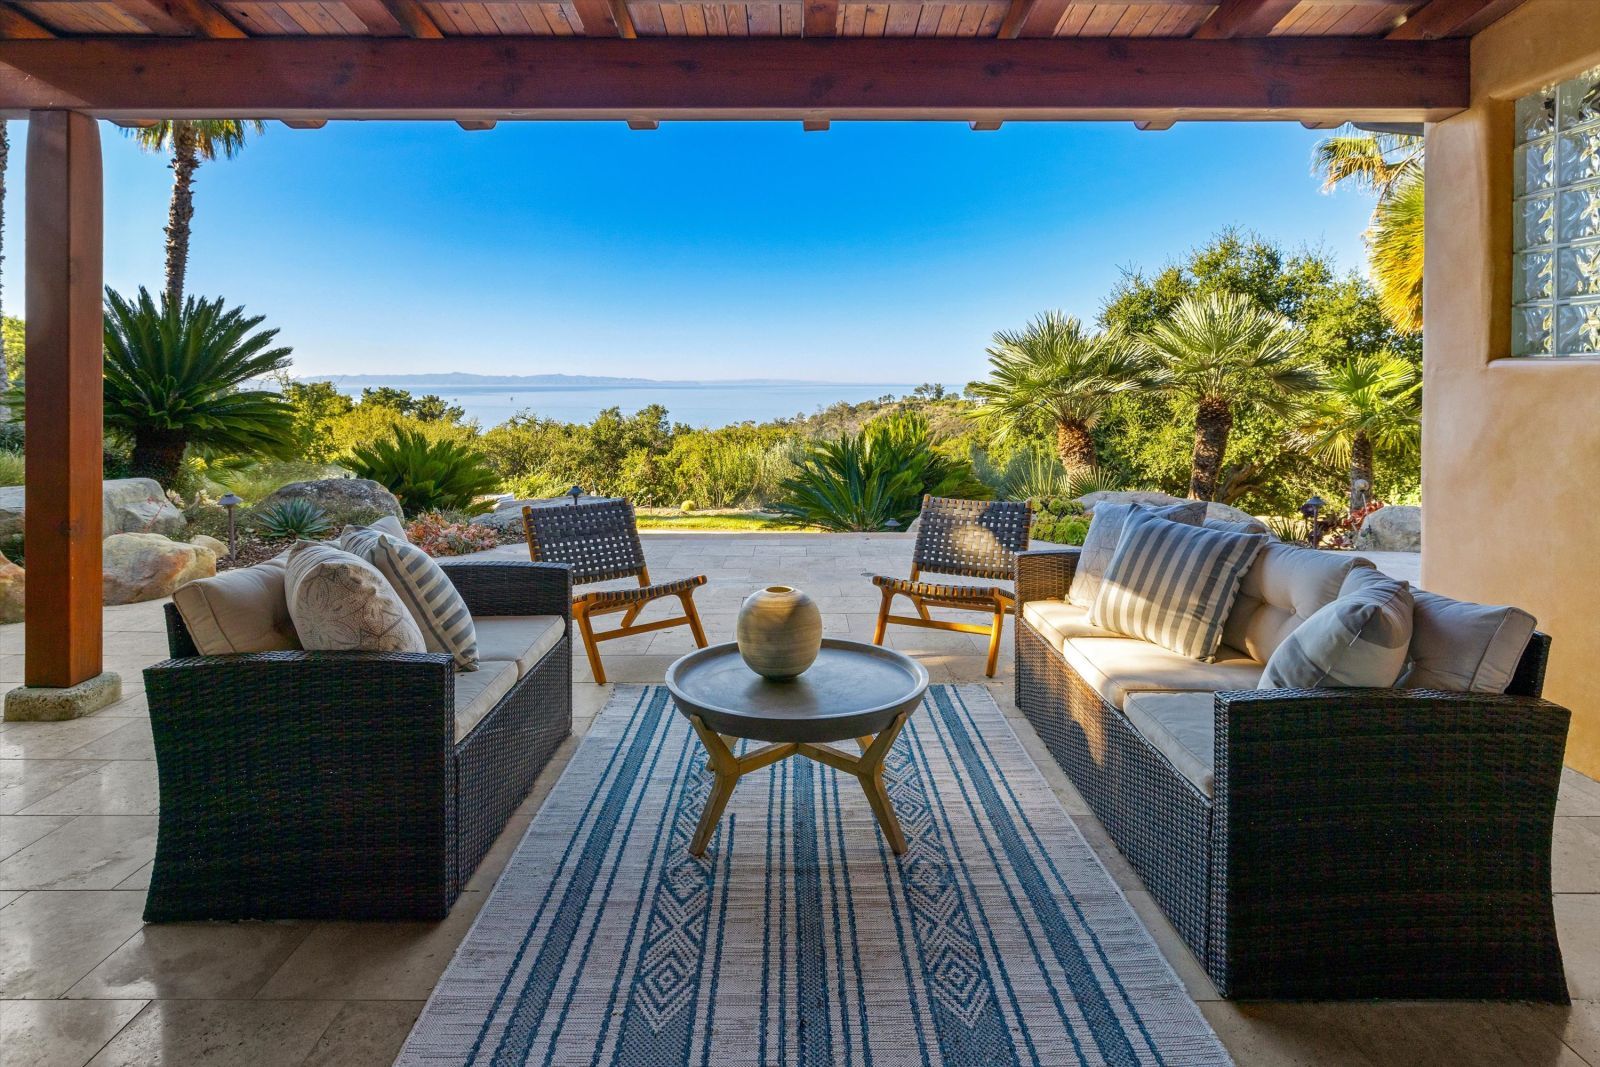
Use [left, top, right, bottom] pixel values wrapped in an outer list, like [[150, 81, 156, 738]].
[[339, 524, 478, 670], [1260, 570, 1414, 689], [283, 541, 426, 654], [171, 555, 300, 655]]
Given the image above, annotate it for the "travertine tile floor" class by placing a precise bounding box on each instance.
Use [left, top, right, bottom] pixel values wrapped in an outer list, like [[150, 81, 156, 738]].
[[0, 533, 1594, 1066]]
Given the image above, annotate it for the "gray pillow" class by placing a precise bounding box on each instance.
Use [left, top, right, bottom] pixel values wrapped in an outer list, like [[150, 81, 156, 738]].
[[1069, 500, 1207, 607], [1260, 569, 1414, 689], [1399, 590, 1536, 694], [1204, 517, 1274, 539], [1089, 507, 1267, 661]]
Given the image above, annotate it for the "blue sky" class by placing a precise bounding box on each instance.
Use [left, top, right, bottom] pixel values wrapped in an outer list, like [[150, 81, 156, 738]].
[[7, 119, 1376, 384]]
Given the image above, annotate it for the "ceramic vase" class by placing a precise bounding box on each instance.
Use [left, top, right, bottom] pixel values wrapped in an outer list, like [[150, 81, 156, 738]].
[[736, 585, 822, 681]]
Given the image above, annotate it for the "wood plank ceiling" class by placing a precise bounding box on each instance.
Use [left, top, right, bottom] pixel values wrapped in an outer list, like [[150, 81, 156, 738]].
[[0, 0, 1526, 41]]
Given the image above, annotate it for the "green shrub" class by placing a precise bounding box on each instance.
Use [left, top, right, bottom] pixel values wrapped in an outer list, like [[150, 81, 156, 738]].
[[775, 412, 990, 532], [251, 498, 332, 540], [1031, 515, 1089, 546], [0, 450, 22, 487], [347, 427, 498, 515], [208, 459, 344, 504]]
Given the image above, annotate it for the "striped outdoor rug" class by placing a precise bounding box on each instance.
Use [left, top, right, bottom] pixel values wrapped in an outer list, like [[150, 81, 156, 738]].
[[398, 684, 1231, 1067]]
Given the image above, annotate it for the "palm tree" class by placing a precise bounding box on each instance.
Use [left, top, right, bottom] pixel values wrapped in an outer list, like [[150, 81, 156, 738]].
[[1298, 353, 1421, 506], [1137, 291, 1322, 502], [1316, 126, 1425, 331], [128, 120, 265, 305], [103, 286, 296, 488], [965, 311, 1152, 472]]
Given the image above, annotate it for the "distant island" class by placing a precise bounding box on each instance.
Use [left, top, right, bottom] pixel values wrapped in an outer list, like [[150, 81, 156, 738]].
[[293, 372, 904, 389]]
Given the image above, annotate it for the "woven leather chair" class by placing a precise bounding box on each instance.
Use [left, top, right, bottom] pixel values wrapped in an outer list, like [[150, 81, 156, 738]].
[[523, 498, 708, 683], [870, 495, 1033, 677]]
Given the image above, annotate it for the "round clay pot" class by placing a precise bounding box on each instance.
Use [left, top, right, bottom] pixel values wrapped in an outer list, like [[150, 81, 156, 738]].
[[736, 585, 823, 681]]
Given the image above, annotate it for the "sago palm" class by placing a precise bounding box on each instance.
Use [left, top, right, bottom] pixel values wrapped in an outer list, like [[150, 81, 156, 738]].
[[1137, 292, 1322, 502], [1316, 125, 1425, 331], [128, 120, 266, 304], [1298, 353, 1421, 506], [103, 287, 296, 489], [347, 427, 499, 515], [966, 311, 1151, 472]]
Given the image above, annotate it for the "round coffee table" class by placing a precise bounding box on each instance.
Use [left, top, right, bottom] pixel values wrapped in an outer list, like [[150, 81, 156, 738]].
[[665, 638, 929, 857]]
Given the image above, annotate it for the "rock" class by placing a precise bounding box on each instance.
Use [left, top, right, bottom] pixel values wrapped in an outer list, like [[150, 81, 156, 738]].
[[0, 548, 21, 624], [0, 478, 185, 539], [472, 495, 616, 533], [257, 478, 402, 521], [102, 533, 216, 605], [190, 534, 229, 557], [1353, 504, 1421, 553], [1074, 490, 1263, 529]]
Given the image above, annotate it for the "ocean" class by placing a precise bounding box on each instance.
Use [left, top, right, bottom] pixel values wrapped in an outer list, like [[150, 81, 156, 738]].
[[320, 380, 924, 429]]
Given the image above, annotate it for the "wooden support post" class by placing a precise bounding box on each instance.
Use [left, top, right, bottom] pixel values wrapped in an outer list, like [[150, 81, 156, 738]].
[[23, 111, 103, 691]]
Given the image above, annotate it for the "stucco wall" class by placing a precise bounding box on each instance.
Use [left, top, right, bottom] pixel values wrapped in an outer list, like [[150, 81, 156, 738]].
[[1424, 1, 1600, 774]]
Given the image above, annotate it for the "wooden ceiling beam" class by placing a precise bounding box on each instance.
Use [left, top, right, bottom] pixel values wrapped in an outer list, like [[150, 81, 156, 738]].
[[375, 0, 442, 39], [456, 118, 495, 130], [340, 0, 409, 36], [572, 0, 637, 38], [803, 118, 829, 131], [804, 0, 838, 36], [1134, 119, 1174, 130], [0, 4, 54, 39], [1387, 0, 1501, 40], [0, 37, 1471, 122], [970, 120, 1002, 130], [117, 0, 247, 39], [281, 118, 326, 128], [627, 119, 658, 129], [1192, 0, 1299, 39]]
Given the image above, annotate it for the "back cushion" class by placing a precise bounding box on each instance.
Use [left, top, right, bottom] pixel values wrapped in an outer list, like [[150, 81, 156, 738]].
[[1068, 500, 1207, 607], [1221, 542, 1375, 663], [1399, 590, 1536, 694], [171, 555, 300, 655]]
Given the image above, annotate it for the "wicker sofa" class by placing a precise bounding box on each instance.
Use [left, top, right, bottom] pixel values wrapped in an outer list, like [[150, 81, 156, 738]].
[[144, 559, 572, 922], [1014, 543, 1572, 1001]]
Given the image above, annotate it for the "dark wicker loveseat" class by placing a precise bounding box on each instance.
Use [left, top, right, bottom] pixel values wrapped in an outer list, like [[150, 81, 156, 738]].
[[144, 560, 572, 922], [1015, 546, 1572, 1001]]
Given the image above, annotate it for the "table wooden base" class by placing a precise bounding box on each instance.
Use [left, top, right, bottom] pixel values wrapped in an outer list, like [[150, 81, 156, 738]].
[[687, 711, 912, 857]]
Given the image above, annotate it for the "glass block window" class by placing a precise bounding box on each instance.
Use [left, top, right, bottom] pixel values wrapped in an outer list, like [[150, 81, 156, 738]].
[[1514, 66, 1600, 357]]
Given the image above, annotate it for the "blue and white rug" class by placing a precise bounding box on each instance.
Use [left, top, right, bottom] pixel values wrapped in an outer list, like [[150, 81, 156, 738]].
[[398, 684, 1231, 1066]]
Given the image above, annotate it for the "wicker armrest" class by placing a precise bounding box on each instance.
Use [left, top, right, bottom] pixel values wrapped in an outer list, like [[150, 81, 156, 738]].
[[1208, 686, 1571, 999], [437, 560, 573, 619], [1015, 548, 1081, 607]]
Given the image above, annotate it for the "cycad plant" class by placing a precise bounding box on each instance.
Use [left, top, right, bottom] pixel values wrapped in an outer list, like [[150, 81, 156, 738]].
[[251, 498, 332, 541], [966, 311, 1151, 471], [347, 427, 499, 515], [776, 412, 988, 532], [1315, 126, 1425, 331], [1137, 291, 1322, 502], [1297, 353, 1421, 505], [102, 287, 296, 489]]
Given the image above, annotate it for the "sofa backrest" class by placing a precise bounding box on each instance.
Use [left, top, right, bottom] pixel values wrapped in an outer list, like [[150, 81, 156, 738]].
[[1221, 542, 1376, 663]]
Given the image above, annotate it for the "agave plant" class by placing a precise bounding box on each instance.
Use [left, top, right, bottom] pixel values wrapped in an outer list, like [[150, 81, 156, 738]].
[[346, 428, 499, 515], [774, 412, 988, 532], [251, 498, 332, 540]]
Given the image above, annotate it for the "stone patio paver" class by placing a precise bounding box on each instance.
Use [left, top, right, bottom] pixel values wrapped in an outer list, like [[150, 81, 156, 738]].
[[0, 533, 1587, 1066]]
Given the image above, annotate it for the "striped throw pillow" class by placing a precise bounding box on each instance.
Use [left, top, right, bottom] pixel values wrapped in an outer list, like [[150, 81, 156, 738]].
[[366, 532, 479, 671], [1089, 508, 1267, 662]]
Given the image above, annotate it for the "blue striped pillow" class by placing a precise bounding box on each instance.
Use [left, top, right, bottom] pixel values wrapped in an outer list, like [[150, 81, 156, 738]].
[[342, 526, 479, 671], [1089, 508, 1267, 662]]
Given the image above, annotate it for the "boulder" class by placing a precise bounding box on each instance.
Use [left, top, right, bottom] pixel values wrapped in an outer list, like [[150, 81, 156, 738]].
[[0, 478, 185, 539], [0, 548, 21, 624], [103, 533, 216, 606], [190, 534, 229, 557], [257, 478, 402, 521], [1353, 505, 1422, 553], [472, 495, 615, 533], [1073, 489, 1262, 528]]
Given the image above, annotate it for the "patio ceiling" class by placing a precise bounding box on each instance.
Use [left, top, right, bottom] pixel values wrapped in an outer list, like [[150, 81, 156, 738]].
[[0, 0, 1524, 123]]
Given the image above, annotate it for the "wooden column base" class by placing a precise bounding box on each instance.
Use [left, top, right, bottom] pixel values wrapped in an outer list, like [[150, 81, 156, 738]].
[[687, 710, 911, 857]]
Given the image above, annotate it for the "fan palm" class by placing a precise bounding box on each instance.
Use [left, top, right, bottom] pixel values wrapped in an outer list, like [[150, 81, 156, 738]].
[[1298, 353, 1421, 506], [128, 120, 266, 305], [1137, 292, 1322, 502], [1316, 126, 1425, 331], [103, 287, 296, 489], [966, 311, 1151, 472]]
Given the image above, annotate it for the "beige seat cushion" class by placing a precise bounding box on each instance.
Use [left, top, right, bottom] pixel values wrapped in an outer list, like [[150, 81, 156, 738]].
[[474, 616, 566, 677], [1122, 691, 1216, 797], [1021, 599, 1120, 651], [1061, 636, 1263, 708], [171, 555, 300, 655], [1221, 542, 1375, 663], [454, 660, 517, 742]]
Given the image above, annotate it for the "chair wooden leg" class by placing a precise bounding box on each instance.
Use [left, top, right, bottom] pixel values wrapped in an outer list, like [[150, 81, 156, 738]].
[[574, 604, 607, 684], [912, 595, 933, 623], [681, 592, 709, 647], [873, 587, 894, 645], [985, 604, 1004, 678], [620, 603, 646, 628]]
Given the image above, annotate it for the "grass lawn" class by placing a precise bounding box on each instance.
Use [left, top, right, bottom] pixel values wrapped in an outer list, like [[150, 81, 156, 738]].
[[633, 511, 811, 532]]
